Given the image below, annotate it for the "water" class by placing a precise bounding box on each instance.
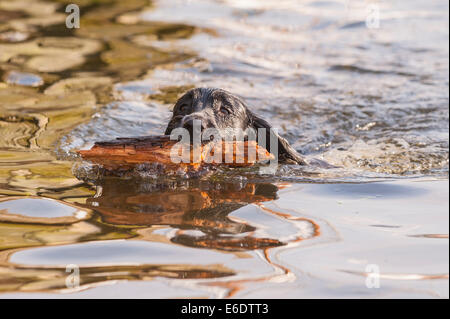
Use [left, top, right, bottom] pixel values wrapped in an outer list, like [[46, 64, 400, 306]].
[[0, 0, 448, 298], [61, 0, 449, 177]]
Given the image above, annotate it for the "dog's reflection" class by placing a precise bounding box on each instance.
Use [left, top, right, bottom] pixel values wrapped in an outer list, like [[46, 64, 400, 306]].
[[86, 179, 285, 251]]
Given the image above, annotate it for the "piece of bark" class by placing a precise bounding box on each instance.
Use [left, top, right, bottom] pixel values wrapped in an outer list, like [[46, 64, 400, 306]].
[[77, 135, 274, 171]]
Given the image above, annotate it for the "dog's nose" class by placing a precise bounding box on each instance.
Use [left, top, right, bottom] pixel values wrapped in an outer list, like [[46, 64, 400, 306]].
[[182, 119, 206, 132], [182, 118, 206, 143]]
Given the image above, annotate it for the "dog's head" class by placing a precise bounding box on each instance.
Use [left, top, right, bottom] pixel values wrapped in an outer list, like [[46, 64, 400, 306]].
[[164, 88, 249, 136], [164, 88, 306, 164]]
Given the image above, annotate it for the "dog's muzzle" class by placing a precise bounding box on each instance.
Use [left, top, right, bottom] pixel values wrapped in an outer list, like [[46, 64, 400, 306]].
[[181, 116, 207, 143]]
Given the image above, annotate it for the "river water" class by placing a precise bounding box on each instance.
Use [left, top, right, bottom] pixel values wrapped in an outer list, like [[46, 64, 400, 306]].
[[0, 0, 448, 298]]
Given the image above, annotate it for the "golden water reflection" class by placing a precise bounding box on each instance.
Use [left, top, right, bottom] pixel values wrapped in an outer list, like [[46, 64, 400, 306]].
[[0, 178, 321, 295]]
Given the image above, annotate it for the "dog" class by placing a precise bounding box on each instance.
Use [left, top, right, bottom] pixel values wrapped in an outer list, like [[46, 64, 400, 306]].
[[164, 88, 307, 165]]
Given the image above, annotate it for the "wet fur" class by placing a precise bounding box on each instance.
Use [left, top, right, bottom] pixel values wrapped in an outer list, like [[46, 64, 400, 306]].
[[164, 88, 307, 165]]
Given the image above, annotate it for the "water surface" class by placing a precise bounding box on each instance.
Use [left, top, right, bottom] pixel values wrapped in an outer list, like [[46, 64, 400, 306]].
[[0, 0, 448, 298]]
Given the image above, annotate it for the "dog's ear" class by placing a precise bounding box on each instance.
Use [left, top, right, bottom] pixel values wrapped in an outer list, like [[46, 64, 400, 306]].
[[248, 112, 307, 165]]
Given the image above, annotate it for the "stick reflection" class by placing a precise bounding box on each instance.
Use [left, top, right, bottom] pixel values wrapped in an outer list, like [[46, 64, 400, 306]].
[[87, 179, 285, 251]]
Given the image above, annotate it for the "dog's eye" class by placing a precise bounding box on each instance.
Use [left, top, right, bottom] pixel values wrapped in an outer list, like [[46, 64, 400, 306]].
[[179, 104, 189, 112], [220, 107, 230, 115]]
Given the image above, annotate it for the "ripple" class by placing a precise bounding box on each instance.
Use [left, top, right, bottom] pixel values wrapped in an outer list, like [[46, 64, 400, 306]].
[[0, 197, 90, 224], [9, 240, 236, 267], [4, 71, 43, 87]]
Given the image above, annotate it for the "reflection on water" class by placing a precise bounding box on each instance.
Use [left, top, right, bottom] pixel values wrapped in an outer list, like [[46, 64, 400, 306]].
[[0, 0, 448, 298], [304, 182, 428, 199], [0, 178, 322, 296], [0, 197, 85, 219], [88, 180, 281, 248]]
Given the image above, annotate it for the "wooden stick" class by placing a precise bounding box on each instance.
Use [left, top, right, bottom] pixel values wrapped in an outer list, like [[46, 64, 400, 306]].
[[77, 135, 274, 171]]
